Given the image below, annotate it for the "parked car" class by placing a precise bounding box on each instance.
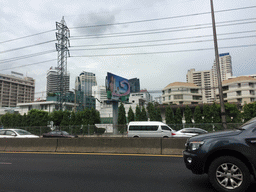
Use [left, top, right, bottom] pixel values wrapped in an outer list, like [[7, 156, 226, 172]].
[[127, 121, 175, 138], [173, 128, 208, 138], [0, 129, 39, 138], [183, 118, 256, 192], [42, 131, 78, 138]]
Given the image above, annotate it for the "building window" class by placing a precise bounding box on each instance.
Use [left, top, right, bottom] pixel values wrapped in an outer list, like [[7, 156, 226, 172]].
[[236, 91, 241, 96], [223, 86, 229, 91], [190, 89, 198, 93], [163, 97, 165, 101], [250, 98, 255, 102], [168, 96, 171, 100], [249, 83, 254, 88], [250, 90, 255, 95], [168, 89, 171, 93], [193, 96, 201, 100], [237, 98, 242, 103], [174, 95, 183, 100], [179, 101, 183, 105], [238, 83, 241, 88]]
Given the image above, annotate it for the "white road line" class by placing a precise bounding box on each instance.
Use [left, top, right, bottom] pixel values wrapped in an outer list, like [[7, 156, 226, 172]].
[[0, 162, 12, 164]]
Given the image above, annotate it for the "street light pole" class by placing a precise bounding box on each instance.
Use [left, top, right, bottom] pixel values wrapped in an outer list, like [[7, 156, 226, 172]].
[[210, 0, 227, 129]]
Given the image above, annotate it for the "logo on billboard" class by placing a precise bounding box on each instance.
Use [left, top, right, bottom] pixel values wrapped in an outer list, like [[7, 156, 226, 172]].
[[106, 72, 130, 101]]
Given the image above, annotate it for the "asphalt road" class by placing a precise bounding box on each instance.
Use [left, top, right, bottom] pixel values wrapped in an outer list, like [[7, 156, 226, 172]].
[[0, 152, 255, 192]]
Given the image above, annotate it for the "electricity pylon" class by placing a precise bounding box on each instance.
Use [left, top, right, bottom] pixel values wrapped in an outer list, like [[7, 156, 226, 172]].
[[56, 16, 70, 110]]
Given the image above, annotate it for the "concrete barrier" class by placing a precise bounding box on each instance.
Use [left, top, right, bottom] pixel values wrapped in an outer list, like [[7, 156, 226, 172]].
[[0, 137, 187, 155], [4, 139, 58, 152], [162, 138, 187, 155], [57, 138, 162, 154]]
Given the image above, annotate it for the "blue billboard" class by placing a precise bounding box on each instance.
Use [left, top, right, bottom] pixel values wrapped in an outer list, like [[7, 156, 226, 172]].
[[106, 72, 130, 101]]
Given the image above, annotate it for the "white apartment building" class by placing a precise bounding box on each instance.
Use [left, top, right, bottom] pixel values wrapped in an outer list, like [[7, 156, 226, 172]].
[[187, 68, 215, 103], [161, 82, 203, 105], [219, 76, 256, 105], [212, 53, 232, 97], [17, 100, 76, 115], [47, 67, 70, 93], [0, 73, 35, 108]]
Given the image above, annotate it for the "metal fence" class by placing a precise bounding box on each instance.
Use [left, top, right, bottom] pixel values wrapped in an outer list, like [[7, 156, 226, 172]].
[[9, 123, 244, 137]]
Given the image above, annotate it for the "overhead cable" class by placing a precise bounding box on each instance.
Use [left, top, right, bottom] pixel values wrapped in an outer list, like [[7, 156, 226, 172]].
[[0, 29, 56, 44], [0, 59, 56, 72], [69, 6, 256, 30], [70, 35, 256, 51], [70, 44, 256, 57]]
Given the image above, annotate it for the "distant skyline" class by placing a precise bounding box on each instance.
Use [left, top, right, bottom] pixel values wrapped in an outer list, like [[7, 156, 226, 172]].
[[1, 0, 255, 100]]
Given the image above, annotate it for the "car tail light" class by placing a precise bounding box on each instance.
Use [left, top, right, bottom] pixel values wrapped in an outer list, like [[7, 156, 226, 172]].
[[172, 132, 176, 136]]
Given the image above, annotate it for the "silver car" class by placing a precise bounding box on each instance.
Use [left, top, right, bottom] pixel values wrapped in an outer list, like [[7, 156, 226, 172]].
[[0, 129, 39, 138], [173, 128, 208, 138]]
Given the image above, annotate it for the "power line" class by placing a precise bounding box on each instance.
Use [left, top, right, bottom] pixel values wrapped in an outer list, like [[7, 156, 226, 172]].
[[70, 20, 256, 40], [70, 35, 256, 51], [71, 30, 256, 48], [0, 40, 56, 54], [70, 44, 256, 58], [71, 18, 256, 38], [0, 50, 56, 64], [0, 59, 56, 72], [69, 5, 256, 30], [0, 29, 56, 44]]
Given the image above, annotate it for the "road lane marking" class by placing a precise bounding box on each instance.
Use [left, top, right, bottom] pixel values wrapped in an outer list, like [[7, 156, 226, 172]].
[[0, 151, 183, 158], [0, 162, 12, 164]]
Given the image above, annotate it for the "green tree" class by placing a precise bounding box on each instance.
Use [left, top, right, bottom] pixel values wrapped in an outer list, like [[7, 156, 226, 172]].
[[147, 102, 155, 121], [127, 106, 135, 123], [165, 105, 175, 124], [141, 106, 148, 121], [118, 103, 126, 125], [50, 110, 63, 127], [194, 106, 202, 124], [0, 113, 12, 128], [155, 107, 162, 121], [184, 105, 192, 124], [203, 104, 212, 123], [243, 103, 254, 122], [135, 105, 141, 121], [60, 110, 70, 126], [70, 111, 76, 126], [225, 103, 242, 123], [211, 103, 221, 123], [174, 108, 182, 124], [82, 108, 91, 125]]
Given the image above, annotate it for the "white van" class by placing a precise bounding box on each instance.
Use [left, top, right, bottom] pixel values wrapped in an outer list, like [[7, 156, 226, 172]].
[[127, 121, 174, 138]]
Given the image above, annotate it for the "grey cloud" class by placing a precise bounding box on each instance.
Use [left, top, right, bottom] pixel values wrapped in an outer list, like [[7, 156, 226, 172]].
[[75, 11, 116, 36]]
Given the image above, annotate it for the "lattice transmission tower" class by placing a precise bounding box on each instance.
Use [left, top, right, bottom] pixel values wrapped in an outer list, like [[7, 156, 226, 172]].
[[55, 16, 70, 110]]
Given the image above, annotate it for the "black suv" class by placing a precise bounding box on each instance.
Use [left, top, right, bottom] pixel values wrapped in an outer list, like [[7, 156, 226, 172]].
[[183, 118, 256, 192]]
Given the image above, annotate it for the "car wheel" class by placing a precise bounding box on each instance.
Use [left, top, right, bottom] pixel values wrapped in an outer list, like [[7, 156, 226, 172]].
[[208, 156, 251, 192]]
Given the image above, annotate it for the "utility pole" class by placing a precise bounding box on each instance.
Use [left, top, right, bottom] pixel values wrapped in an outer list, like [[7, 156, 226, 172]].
[[210, 0, 227, 129], [56, 16, 70, 111]]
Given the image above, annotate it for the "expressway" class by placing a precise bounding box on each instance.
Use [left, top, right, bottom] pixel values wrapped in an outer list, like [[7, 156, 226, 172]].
[[0, 152, 255, 192]]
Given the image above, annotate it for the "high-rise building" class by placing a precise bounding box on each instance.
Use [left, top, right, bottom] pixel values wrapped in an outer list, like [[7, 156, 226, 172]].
[[212, 53, 232, 98], [0, 73, 35, 107], [47, 67, 70, 93], [187, 69, 215, 103], [75, 71, 97, 96], [128, 78, 140, 93]]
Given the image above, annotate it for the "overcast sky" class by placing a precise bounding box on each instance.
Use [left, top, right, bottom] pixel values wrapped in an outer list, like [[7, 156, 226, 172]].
[[1, 0, 256, 100]]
